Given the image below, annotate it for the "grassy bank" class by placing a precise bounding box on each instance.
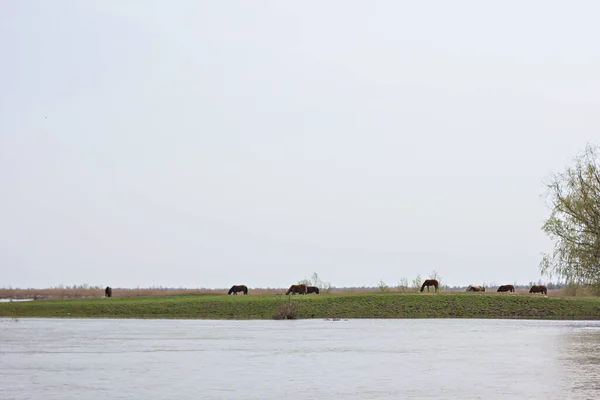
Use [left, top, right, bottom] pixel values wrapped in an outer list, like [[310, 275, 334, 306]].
[[2, 292, 600, 320]]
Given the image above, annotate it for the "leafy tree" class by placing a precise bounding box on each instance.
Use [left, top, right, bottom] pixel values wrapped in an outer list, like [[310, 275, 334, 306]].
[[540, 144, 600, 289]]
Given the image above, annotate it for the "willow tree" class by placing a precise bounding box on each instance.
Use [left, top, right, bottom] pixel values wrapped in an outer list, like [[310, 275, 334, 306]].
[[540, 144, 600, 288]]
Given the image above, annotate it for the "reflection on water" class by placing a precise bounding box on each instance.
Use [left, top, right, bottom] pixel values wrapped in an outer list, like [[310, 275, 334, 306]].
[[1, 318, 599, 399], [560, 326, 600, 397]]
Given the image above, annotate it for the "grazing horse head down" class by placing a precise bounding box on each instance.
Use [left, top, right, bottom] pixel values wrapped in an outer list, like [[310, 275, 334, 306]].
[[466, 285, 485, 292], [420, 279, 439, 293], [228, 285, 248, 295], [306, 286, 320, 294], [105, 286, 112, 298], [497, 284, 515, 293], [529, 285, 547, 295], [286, 284, 308, 295]]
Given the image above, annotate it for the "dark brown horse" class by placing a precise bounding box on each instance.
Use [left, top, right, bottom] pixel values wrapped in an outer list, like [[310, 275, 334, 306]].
[[497, 284, 515, 293], [286, 284, 308, 295], [105, 286, 112, 298], [529, 285, 547, 295], [466, 285, 485, 292], [306, 286, 320, 294], [420, 279, 439, 293], [228, 285, 248, 295]]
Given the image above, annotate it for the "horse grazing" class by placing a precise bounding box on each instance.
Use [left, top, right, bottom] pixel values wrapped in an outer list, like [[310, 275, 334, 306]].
[[306, 286, 320, 294], [228, 285, 248, 295], [497, 284, 515, 293], [105, 286, 112, 298], [286, 284, 308, 295], [420, 279, 439, 293], [529, 285, 547, 295], [466, 285, 485, 292]]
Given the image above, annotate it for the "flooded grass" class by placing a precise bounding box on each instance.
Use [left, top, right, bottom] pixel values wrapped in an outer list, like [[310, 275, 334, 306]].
[[1, 292, 600, 320]]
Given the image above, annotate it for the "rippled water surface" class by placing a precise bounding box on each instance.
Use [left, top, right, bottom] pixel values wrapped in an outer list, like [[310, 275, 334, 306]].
[[1, 318, 600, 399]]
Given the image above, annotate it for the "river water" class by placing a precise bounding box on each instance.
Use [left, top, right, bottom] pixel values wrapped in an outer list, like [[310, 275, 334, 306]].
[[1, 318, 599, 399]]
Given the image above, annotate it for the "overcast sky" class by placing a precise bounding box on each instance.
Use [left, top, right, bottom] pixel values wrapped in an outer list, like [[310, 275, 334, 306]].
[[1, 1, 599, 289]]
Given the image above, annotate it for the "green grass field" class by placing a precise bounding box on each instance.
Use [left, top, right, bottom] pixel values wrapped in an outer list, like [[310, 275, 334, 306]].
[[2, 292, 600, 320]]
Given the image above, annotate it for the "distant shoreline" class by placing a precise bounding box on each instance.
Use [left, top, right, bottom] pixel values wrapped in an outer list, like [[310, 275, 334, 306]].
[[1, 292, 599, 320]]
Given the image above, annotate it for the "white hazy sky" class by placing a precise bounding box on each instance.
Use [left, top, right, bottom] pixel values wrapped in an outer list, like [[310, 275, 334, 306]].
[[1, 1, 599, 289]]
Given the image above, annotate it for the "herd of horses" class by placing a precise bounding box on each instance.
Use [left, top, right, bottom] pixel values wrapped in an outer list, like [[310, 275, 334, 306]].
[[285, 284, 320, 295], [102, 282, 549, 297], [420, 280, 548, 295], [228, 284, 320, 295]]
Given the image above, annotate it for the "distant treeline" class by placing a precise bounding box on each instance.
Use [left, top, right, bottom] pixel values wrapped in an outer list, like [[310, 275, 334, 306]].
[[446, 282, 566, 291], [333, 282, 567, 291]]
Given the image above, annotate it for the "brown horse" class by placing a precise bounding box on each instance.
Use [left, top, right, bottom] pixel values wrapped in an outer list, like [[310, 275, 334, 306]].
[[529, 285, 547, 295], [466, 285, 485, 292], [306, 286, 320, 294], [228, 285, 248, 295], [497, 284, 515, 293], [286, 284, 308, 295], [420, 279, 439, 293], [105, 286, 112, 298]]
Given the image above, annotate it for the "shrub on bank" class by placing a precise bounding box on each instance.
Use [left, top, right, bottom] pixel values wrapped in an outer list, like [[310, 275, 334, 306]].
[[273, 299, 298, 320]]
